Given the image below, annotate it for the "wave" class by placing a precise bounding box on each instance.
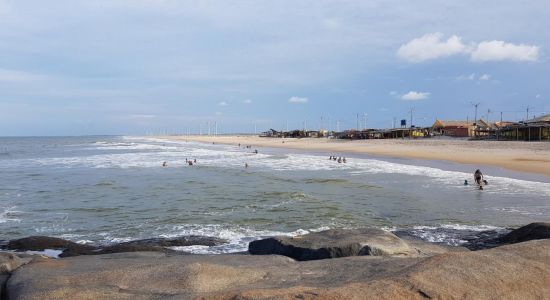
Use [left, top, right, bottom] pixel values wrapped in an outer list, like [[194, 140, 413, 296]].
[[6, 137, 550, 198]]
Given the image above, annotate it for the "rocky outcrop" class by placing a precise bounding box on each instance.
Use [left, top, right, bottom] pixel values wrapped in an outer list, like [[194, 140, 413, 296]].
[[1, 252, 35, 298], [249, 228, 417, 260], [6, 239, 550, 299], [5, 235, 227, 257], [499, 222, 550, 244]]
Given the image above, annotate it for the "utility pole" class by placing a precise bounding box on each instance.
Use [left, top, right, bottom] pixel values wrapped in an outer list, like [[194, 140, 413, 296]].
[[215, 121, 218, 135], [470, 102, 480, 125], [320, 116, 323, 131], [254, 123, 257, 134], [526, 106, 531, 120], [356, 113, 359, 131], [408, 107, 415, 128], [336, 120, 340, 132], [364, 113, 368, 130], [500, 112, 503, 123], [393, 117, 396, 129], [487, 109, 491, 123], [304, 120, 307, 132]]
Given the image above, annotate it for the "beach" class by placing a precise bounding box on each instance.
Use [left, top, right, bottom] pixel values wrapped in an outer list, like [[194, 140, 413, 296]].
[[167, 135, 550, 177]]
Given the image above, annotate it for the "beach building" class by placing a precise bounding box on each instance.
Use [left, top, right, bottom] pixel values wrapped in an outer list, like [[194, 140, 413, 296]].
[[497, 114, 550, 141], [432, 119, 489, 137]]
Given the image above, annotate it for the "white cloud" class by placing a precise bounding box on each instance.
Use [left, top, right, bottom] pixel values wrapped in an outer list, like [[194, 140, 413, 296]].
[[242, 99, 252, 104], [397, 33, 467, 63], [457, 73, 476, 80], [470, 41, 539, 62], [398, 34, 539, 63], [218, 101, 228, 106], [288, 96, 308, 103], [479, 74, 491, 80], [401, 91, 430, 101]]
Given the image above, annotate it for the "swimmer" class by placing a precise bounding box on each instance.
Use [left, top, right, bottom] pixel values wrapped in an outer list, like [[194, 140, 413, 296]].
[[474, 169, 483, 185], [188, 161, 193, 166], [194, 158, 197, 163], [464, 180, 468, 185], [329, 156, 333, 160], [343, 158, 347, 163], [245, 163, 248, 168], [337, 157, 342, 163], [162, 161, 167, 167], [254, 149, 258, 154]]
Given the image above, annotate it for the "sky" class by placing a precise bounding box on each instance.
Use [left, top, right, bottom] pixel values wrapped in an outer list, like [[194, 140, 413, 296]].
[[0, 0, 549, 136]]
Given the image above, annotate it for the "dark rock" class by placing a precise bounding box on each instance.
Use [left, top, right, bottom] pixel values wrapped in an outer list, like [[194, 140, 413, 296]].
[[6, 240, 550, 299], [117, 235, 226, 248], [1, 274, 8, 299], [499, 222, 550, 244], [249, 228, 415, 260], [6, 236, 97, 256], [7, 235, 226, 258]]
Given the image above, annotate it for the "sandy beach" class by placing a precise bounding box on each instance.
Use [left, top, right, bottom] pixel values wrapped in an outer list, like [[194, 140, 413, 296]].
[[161, 135, 550, 177]]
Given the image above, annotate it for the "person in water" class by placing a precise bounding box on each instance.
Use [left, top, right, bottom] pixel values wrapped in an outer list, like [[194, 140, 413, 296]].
[[162, 161, 167, 167], [474, 169, 484, 185], [245, 163, 248, 168], [343, 157, 347, 163]]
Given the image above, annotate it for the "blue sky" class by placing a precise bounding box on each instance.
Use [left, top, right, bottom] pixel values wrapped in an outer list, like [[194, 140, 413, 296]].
[[0, 0, 548, 135]]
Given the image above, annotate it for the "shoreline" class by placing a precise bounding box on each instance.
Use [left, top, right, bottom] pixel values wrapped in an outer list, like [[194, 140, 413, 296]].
[[156, 135, 550, 177]]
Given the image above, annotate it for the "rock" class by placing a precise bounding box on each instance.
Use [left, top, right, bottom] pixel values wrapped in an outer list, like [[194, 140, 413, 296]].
[[6, 240, 550, 299], [1, 274, 8, 298], [499, 222, 550, 244], [249, 228, 416, 260], [6, 236, 97, 256], [0, 253, 25, 274], [115, 236, 226, 248], [7, 235, 226, 258]]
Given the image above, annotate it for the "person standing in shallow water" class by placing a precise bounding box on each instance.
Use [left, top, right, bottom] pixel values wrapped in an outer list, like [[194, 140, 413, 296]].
[[474, 169, 483, 185]]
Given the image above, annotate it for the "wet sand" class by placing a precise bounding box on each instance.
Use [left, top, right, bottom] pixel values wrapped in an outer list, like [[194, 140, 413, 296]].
[[160, 135, 550, 177]]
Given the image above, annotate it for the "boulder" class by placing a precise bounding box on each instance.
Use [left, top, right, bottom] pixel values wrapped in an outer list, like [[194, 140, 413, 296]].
[[499, 222, 550, 244], [6, 240, 550, 299], [118, 236, 226, 248], [248, 228, 416, 260], [0, 253, 27, 274], [6, 236, 96, 257], [7, 235, 227, 258]]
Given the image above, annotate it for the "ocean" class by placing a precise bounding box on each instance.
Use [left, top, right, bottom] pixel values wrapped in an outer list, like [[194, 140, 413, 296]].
[[1, 136, 549, 254]]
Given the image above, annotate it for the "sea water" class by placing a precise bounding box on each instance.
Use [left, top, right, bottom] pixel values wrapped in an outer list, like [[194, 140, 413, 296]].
[[1, 136, 549, 253]]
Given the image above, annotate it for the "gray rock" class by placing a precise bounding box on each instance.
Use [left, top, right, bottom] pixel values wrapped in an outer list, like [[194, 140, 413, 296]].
[[6, 240, 550, 299], [248, 228, 416, 260], [499, 222, 550, 244]]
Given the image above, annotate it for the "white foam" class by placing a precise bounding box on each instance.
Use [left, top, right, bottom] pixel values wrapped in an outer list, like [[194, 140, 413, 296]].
[[7, 137, 550, 198], [24, 249, 63, 258], [0, 206, 21, 223]]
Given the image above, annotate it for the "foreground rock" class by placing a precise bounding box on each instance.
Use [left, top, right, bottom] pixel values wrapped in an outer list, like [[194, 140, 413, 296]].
[[499, 222, 550, 244], [249, 228, 418, 260], [6, 239, 550, 299], [6, 235, 227, 257]]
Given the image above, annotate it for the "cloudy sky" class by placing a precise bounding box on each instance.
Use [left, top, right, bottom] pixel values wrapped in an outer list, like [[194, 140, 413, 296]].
[[0, 0, 548, 135]]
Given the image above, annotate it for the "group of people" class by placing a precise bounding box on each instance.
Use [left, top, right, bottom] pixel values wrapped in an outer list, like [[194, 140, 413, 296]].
[[161, 158, 197, 167], [464, 169, 488, 190], [329, 156, 347, 163]]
